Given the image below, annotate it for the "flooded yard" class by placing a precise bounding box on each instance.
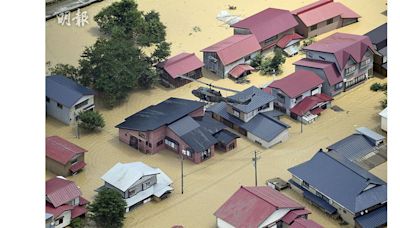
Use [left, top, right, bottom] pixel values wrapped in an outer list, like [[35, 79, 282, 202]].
[[46, 0, 387, 227]]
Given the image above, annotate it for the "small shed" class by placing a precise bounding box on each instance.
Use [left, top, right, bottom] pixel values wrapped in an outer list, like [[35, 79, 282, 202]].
[[228, 64, 255, 80]]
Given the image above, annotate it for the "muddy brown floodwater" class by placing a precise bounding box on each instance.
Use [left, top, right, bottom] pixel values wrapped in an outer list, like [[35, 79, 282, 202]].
[[46, 0, 387, 227]]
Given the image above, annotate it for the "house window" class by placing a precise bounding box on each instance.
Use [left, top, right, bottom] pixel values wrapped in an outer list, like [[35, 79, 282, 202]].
[[335, 82, 343, 90], [55, 217, 64, 225], [360, 58, 371, 69], [75, 99, 89, 110], [295, 95, 303, 103], [244, 55, 251, 62], [383, 55, 387, 64], [46, 97, 50, 103], [71, 157, 78, 165], [143, 181, 152, 190], [182, 149, 192, 157], [311, 24, 318, 31], [233, 109, 240, 117], [264, 35, 278, 44], [157, 140, 163, 147], [311, 87, 319, 95], [165, 138, 178, 150], [148, 143, 152, 148], [345, 65, 356, 76], [57, 103, 63, 109], [128, 188, 136, 197], [277, 93, 286, 102], [138, 132, 147, 139], [327, 18, 334, 24], [302, 181, 309, 189]]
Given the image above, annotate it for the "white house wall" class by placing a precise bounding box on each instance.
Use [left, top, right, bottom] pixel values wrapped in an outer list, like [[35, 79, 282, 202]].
[[381, 116, 387, 131], [223, 51, 259, 77], [54, 210, 71, 228], [46, 98, 72, 125], [247, 129, 289, 148], [216, 218, 235, 228], [258, 208, 292, 228], [68, 95, 95, 124]]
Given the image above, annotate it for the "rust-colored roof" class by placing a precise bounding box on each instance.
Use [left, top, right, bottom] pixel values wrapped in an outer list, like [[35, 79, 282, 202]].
[[71, 205, 87, 219], [294, 58, 342, 86], [282, 209, 311, 224], [290, 93, 333, 116], [289, 217, 323, 228], [157, 52, 204, 78], [46, 136, 87, 165], [268, 70, 324, 98], [303, 33, 374, 70], [231, 8, 298, 43], [201, 35, 261, 65], [229, 64, 254, 78], [277, 33, 303, 48], [214, 186, 304, 227], [69, 161, 86, 173], [45, 202, 74, 218], [292, 0, 360, 27], [46, 177, 82, 208]]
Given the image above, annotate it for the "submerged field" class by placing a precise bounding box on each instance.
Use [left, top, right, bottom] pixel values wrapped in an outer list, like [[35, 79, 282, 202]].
[[46, 0, 387, 227]]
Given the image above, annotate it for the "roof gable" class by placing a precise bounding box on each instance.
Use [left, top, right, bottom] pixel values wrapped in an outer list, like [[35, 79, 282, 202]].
[[157, 52, 204, 78], [46, 177, 82, 208], [294, 59, 342, 86], [201, 35, 261, 65], [229, 86, 276, 113], [231, 8, 298, 42], [46, 136, 87, 165]]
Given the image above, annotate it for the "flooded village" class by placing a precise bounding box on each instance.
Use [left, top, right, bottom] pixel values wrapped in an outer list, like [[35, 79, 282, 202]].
[[46, 0, 388, 227]]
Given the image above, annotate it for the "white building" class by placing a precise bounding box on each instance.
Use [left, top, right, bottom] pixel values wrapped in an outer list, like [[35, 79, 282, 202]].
[[379, 108, 387, 132]]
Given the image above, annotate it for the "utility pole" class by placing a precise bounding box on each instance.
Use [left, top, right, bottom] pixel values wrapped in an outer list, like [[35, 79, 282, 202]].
[[181, 154, 184, 194], [252, 151, 261, 186]]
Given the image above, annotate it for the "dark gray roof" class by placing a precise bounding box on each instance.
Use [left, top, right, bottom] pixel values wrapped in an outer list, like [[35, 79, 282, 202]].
[[228, 86, 276, 113], [355, 205, 387, 228], [46, 75, 94, 108], [365, 23, 387, 51], [194, 115, 226, 134], [116, 98, 205, 131], [207, 102, 290, 142], [327, 134, 377, 162], [288, 150, 387, 213], [168, 116, 200, 136], [378, 46, 387, 57], [213, 129, 239, 145]]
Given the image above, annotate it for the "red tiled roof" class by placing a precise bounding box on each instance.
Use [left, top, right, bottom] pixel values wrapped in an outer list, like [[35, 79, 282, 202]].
[[157, 52, 204, 78], [277, 33, 303, 48], [201, 35, 261, 65], [268, 70, 324, 98], [46, 136, 87, 165], [294, 58, 342, 86], [289, 218, 323, 228], [46, 177, 82, 208], [69, 161, 86, 173], [71, 205, 87, 219], [303, 33, 374, 70], [45, 202, 74, 218], [290, 93, 333, 116], [229, 64, 255, 78], [292, 0, 360, 27], [282, 209, 311, 224], [231, 8, 298, 43], [214, 186, 304, 227]]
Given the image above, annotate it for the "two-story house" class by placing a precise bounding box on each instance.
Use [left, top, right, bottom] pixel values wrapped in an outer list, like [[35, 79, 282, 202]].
[[115, 98, 239, 164], [365, 23, 387, 76], [230, 8, 301, 55], [214, 186, 323, 228], [288, 150, 387, 228], [295, 33, 375, 96], [46, 136, 88, 176], [265, 70, 332, 124], [98, 162, 173, 213], [201, 35, 261, 78], [46, 177, 89, 228], [207, 86, 290, 148], [46, 75, 95, 125], [292, 0, 360, 38]]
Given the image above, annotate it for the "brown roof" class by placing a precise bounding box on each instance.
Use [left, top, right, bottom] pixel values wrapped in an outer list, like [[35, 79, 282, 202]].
[[46, 136, 87, 165], [201, 35, 261, 65], [231, 8, 298, 43], [157, 52, 204, 78], [292, 0, 360, 27]]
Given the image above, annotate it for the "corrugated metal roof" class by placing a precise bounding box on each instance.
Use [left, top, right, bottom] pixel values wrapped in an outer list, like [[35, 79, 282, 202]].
[[281, 209, 310, 224], [157, 52, 204, 78], [231, 8, 298, 43], [268, 70, 324, 98], [356, 127, 385, 142], [46, 75, 94, 108], [277, 33, 303, 48], [228, 64, 254, 78], [290, 93, 332, 116], [46, 136, 87, 165], [292, 0, 360, 27], [303, 33, 375, 70], [213, 129, 240, 145], [180, 127, 218, 152], [229, 86, 276, 113], [364, 23, 387, 51], [168, 116, 200, 137], [46, 177, 82, 208], [45, 203, 74, 219], [328, 134, 378, 162], [214, 186, 304, 227], [201, 35, 261, 65], [294, 58, 342, 86], [288, 150, 387, 213], [116, 98, 205, 131], [101, 162, 160, 192], [289, 217, 323, 228], [355, 205, 387, 228], [194, 115, 226, 135], [71, 205, 87, 219]]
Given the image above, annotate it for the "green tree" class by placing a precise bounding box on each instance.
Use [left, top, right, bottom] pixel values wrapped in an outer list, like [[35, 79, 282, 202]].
[[88, 188, 127, 228], [70, 217, 83, 228], [370, 83, 383, 91], [78, 110, 105, 131], [250, 53, 263, 69], [270, 49, 286, 74], [259, 57, 273, 75], [48, 63, 80, 82], [151, 41, 171, 64]]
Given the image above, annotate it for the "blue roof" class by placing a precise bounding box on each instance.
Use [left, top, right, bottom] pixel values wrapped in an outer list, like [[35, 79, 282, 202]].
[[46, 75, 94, 108], [116, 98, 205, 131], [207, 102, 290, 142], [327, 134, 377, 162], [355, 205, 387, 228], [288, 150, 387, 213], [228, 86, 276, 113]]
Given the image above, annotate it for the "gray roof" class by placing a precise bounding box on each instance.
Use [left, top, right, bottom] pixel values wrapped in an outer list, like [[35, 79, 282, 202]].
[[168, 116, 218, 152], [213, 129, 239, 145], [378, 46, 387, 57], [45, 213, 53, 220], [116, 98, 205, 131], [355, 205, 387, 228], [365, 23, 387, 51], [193, 115, 226, 134], [207, 102, 290, 142], [288, 150, 387, 213], [228, 86, 276, 113], [46, 75, 94, 108], [327, 134, 378, 162], [356, 127, 385, 142]]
